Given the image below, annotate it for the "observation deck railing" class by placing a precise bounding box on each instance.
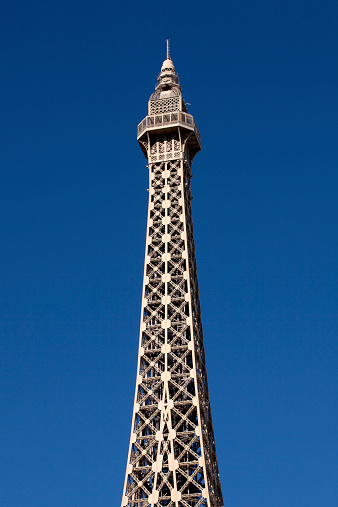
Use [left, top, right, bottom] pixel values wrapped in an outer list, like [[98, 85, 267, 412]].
[[137, 112, 201, 146]]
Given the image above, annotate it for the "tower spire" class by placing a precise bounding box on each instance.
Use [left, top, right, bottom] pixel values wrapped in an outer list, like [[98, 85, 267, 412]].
[[166, 38, 170, 60]]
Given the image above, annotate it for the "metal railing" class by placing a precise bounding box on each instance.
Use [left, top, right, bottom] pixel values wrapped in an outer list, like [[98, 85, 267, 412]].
[[137, 112, 201, 145]]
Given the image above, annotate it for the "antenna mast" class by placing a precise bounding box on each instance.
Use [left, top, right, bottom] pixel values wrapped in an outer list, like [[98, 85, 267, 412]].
[[166, 38, 170, 59]]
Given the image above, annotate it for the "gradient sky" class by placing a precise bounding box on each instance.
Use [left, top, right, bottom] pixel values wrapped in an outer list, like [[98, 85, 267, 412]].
[[1, 1, 337, 506]]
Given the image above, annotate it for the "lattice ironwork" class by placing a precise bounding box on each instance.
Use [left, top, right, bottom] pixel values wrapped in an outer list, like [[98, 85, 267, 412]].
[[150, 97, 180, 114], [121, 51, 223, 507]]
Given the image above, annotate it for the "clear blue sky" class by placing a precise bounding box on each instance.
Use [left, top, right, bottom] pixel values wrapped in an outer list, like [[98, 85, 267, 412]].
[[1, 1, 337, 506]]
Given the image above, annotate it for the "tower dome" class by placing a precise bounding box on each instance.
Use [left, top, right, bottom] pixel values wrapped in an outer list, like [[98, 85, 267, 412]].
[[161, 58, 175, 71]]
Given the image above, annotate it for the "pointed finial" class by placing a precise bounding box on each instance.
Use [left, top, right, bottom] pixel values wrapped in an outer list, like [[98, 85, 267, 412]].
[[166, 38, 171, 60]]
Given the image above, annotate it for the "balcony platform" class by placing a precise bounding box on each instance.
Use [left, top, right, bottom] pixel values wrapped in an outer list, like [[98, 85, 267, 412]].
[[137, 112, 201, 160]]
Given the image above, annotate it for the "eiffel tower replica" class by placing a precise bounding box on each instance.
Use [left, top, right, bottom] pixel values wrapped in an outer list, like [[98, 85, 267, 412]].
[[121, 41, 224, 507]]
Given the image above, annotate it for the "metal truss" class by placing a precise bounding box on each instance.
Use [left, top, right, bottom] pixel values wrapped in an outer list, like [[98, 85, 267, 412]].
[[121, 50, 223, 507]]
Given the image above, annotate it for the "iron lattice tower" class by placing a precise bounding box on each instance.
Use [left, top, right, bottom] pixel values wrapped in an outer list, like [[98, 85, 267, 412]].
[[121, 45, 224, 507]]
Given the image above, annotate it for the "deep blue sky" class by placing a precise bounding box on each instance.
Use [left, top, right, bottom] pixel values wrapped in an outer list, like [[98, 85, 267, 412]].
[[1, 1, 337, 506]]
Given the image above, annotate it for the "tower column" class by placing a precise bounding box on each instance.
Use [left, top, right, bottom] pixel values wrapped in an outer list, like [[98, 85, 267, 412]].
[[121, 49, 223, 507]]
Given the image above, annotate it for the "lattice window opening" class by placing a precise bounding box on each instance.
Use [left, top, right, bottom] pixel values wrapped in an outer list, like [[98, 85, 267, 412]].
[[168, 256, 186, 270], [169, 197, 183, 209], [147, 248, 164, 261], [169, 157, 180, 167], [146, 266, 165, 278], [144, 316, 162, 328], [173, 412, 196, 434], [169, 349, 193, 371], [173, 139, 180, 151], [169, 161, 180, 171], [168, 295, 188, 309], [169, 166, 180, 176], [151, 170, 164, 180], [139, 358, 162, 379], [168, 195, 181, 206], [168, 186, 182, 197], [167, 350, 191, 371], [141, 378, 163, 396], [147, 258, 165, 270], [169, 387, 194, 407], [146, 295, 164, 310], [149, 223, 165, 238], [149, 97, 180, 114], [133, 416, 160, 435], [167, 303, 189, 321], [142, 332, 165, 350], [130, 443, 145, 461], [150, 199, 162, 210], [168, 191, 181, 202], [168, 224, 184, 237], [169, 189, 181, 200], [141, 393, 162, 408], [170, 199, 182, 207], [139, 367, 163, 385], [168, 276, 187, 293], [150, 192, 163, 204], [147, 250, 162, 262], [169, 361, 191, 380], [139, 349, 163, 367], [168, 209, 181, 221], [145, 291, 162, 303], [170, 273, 184, 283], [152, 177, 165, 187], [175, 440, 201, 464], [167, 210, 180, 223], [150, 209, 166, 220], [147, 240, 162, 252], [146, 301, 165, 317], [154, 174, 165, 186], [126, 475, 134, 492], [168, 181, 181, 192], [174, 407, 198, 430], [168, 177, 180, 188], [137, 390, 160, 407], [168, 216, 184, 228], [143, 304, 161, 319], [133, 419, 155, 438], [151, 214, 164, 223], [170, 298, 186, 309], [167, 328, 189, 348], [170, 251, 184, 261], [168, 174, 180, 184], [151, 222, 164, 231], [144, 283, 165, 297], [168, 176, 180, 186], [169, 336, 189, 350], [169, 328, 189, 347], [168, 242, 185, 257], [167, 191, 181, 202], [178, 466, 203, 486], [170, 388, 197, 408], [146, 337, 165, 350]]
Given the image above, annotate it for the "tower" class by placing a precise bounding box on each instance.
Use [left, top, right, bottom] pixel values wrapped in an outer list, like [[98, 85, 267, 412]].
[[121, 43, 224, 507]]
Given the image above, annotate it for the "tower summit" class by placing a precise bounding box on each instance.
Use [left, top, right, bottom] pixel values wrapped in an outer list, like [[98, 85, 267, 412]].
[[121, 44, 224, 507]]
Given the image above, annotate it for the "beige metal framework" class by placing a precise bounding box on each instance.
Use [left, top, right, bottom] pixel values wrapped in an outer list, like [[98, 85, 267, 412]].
[[121, 50, 223, 507]]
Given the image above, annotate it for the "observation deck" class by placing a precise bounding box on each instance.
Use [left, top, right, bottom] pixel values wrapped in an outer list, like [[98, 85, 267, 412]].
[[137, 111, 201, 160]]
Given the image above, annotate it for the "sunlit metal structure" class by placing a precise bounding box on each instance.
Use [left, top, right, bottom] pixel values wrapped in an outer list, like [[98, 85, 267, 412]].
[[121, 42, 224, 507]]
